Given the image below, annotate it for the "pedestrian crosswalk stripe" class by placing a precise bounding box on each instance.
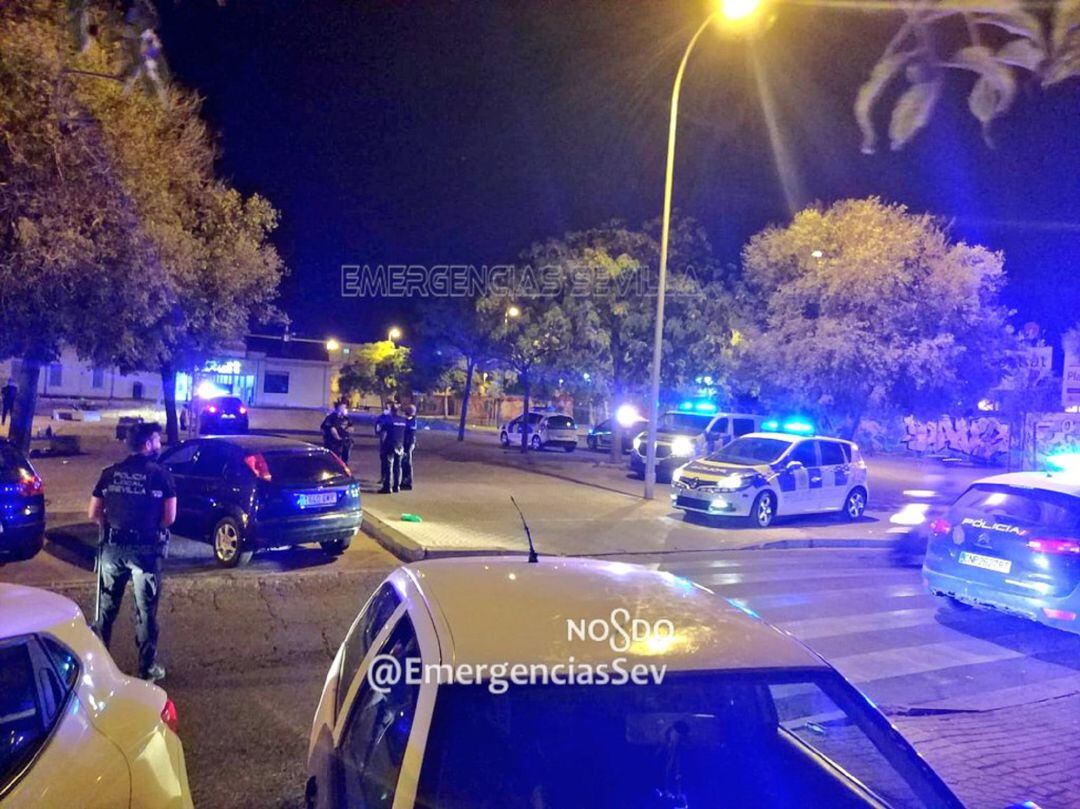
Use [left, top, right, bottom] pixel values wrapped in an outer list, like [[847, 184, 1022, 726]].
[[778, 607, 939, 640], [827, 637, 1026, 683]]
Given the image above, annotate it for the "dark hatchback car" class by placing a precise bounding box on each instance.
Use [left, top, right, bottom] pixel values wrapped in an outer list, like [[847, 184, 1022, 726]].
[[160, 435, 361, 567], [924, 472, 1080, 634], [0, 440, 45, 561], [586, 417, 648, 453], [197, 396, 249, 435]]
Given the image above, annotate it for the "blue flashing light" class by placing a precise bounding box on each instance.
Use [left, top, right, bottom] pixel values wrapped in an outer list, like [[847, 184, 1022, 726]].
[[761, 419, 780, 431], [680, 400, 695, 410], [782, 420, 815, 435], [694, 402, 717, 413]]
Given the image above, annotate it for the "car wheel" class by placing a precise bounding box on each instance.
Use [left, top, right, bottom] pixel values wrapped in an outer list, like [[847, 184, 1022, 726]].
[[843, 487, 867, 521], [212, 516, 253, 568], [587, 436, 597, 451], [530, 435, 542, 450], [564, 444, 576, 453], [750, 491, 777, 528], [499, 431, 509, 446], [320, 535, 353, 556]]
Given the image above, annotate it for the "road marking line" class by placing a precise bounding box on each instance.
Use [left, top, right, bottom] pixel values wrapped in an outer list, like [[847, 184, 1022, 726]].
[[778, 608, 939, 640], [830, 638, 1026, 683]]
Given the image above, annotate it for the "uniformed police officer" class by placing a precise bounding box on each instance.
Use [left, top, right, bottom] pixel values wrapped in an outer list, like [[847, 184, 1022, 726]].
[[321, 400, 353, 462], [88, 422, 176, 682], [401, 404, 417, 491], [376, 402, 408, 493]]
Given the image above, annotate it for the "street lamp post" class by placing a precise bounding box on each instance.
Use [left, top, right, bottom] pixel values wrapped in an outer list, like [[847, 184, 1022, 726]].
[[388, 326, 402, 343], [644, 0, 762, 500]]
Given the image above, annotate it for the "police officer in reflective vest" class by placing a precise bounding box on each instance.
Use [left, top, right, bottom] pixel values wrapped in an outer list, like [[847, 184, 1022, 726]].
[[88, 422, 177, 682], [401, 404, 417, 491]]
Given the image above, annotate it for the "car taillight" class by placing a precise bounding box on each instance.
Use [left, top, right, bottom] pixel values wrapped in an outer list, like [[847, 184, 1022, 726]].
[[17, 472, 43, 497], [207, 405, 218, 414], [1027, 538, 1080, 555], [161, 698, 179, 733], [929, 517, 951, 535], [239, 406, 247, 414], [244, 453, 272, 481]]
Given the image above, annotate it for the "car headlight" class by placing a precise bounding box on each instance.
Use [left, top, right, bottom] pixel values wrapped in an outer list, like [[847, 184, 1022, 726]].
[[633, 436, 643, 452], [671, 467, 684, 483], [716, 473, 752, 490], [670, 436, 695, 457]]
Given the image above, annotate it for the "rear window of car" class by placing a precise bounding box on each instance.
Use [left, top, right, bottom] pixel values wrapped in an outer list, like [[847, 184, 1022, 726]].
[[953, 484, 1080, 530], [263, 450, 350, 483], [212, 397, 244, 411], [546, 416, 575, 429]]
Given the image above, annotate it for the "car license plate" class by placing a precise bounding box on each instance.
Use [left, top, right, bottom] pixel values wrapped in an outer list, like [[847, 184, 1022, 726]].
[[298, 492, 337, 508], [958, 551, 1012, 574]]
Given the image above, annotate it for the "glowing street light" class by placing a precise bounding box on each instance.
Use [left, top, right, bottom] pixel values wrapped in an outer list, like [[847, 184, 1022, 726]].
[[325, 338, 341, 351], [644, 0, 766, 501], [388, 327, 402, 342], [506, 305, 521, 318], [721, 0, 762, 23]]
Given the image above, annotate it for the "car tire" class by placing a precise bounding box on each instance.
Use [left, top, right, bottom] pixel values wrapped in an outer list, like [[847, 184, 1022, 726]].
[[530, 435, 542, 450], [212, 516, 253, 568], [564, 444, 575, 453], [750, 491, 777, 528], [320, 535, 353, 556], [499, 431, 510, 447], [842, 487, 867, 521], [587, 436, 597, 451]]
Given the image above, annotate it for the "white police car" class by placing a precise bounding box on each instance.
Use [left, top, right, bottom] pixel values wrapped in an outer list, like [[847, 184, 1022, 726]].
[[629, 408, 764, 481], [499, 412, 578, 452], [670, 432, 869, 527]]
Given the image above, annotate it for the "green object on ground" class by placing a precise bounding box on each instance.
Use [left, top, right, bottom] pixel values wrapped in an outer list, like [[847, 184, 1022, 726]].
[[401, 513, 423, 523]]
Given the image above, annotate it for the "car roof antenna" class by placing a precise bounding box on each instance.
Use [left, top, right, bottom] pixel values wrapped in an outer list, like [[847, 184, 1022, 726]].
[[510, 496, 539, 563]]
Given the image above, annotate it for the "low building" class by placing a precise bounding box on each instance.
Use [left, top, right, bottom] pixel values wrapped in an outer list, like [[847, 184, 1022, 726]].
[[0, 335, 347, 411]]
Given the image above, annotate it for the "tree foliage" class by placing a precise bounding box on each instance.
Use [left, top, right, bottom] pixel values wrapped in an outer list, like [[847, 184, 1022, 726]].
[[0, 0, 284, 446], [338, 341, 411, 402], [857, 0, 1080, 152], [737, 198, 1015, 436]]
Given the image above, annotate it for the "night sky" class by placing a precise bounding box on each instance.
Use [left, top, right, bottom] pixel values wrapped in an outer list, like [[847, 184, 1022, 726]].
[[158, 1, 1080, 343]]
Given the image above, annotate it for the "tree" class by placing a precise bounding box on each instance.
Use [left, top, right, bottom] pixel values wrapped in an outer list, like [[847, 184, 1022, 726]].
[[737, 198, 1015, 437], [0, 1, 285, 447], [476, 265, 593, 451], [415, 299, 498, 441], [858, 0, 1080, 152], [0, 0, 172, 450], [338, 341, 411, 403]]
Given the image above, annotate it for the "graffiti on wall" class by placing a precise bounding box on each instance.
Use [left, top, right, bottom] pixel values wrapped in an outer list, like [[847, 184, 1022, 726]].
[[900, 415, 1009, 462], [1031, 414, 1080, 466]]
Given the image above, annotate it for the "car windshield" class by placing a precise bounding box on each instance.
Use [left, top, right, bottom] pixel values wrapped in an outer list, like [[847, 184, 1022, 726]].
[[658, 412, 712, 433], [709, 436, 792, 465], [417, 670, 952, 809], [952, 483, 1080, 530], [262, 450, 350, 483], [0, 443, 33, 482]]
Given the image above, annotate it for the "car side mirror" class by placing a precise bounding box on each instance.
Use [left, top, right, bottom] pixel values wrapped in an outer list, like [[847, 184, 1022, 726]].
[[786, 460, 804, 471]]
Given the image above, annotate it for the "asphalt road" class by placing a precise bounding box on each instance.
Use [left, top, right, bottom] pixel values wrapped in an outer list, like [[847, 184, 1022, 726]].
[[2, 428, 1074, 808]]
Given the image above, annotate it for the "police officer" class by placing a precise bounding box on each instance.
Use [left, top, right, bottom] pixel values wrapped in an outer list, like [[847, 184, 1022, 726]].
[[401, 403, 417, 491], [87, 422, 176, 682], [321, 401, 353, 462], [376, 402, 408, 493]]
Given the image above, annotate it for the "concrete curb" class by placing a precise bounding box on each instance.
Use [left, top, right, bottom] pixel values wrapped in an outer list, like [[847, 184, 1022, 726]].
[[359, 511, 526, 562]]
